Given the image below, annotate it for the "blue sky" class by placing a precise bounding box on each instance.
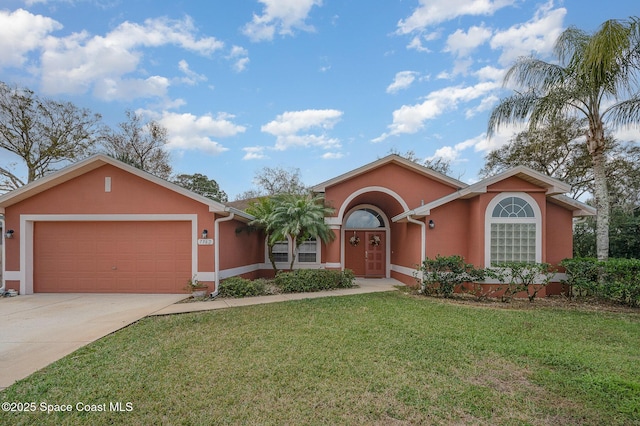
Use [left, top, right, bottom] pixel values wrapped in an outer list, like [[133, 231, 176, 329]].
[[1, 0, 638, 199]]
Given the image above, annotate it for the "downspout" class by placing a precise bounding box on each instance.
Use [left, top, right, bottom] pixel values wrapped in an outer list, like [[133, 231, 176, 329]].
[[406, 215, 426, 292], [213, 212, 235, 298]]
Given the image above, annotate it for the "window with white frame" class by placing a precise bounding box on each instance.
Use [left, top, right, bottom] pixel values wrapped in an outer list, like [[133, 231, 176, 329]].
[[488, 196, 539, 265], [272, 240, 289, 263], [298, 237, 317, 263]]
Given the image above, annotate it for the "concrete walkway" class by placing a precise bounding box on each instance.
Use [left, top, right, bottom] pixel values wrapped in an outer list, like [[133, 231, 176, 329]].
[[151, 278, 403, 316]]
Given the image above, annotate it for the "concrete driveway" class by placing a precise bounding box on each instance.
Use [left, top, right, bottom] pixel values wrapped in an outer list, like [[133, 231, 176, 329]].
[[0, 293, 186, 390]]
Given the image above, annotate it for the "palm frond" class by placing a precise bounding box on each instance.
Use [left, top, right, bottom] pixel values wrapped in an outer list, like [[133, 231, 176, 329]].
[[487, 92, 538, 136], [603, 95, 640, 128], [554, 26, 589, 66], [504, 57, 566, 93]]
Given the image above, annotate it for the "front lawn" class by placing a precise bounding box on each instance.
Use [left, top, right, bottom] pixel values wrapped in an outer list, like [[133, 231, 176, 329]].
[[1, 292, 638, 425]]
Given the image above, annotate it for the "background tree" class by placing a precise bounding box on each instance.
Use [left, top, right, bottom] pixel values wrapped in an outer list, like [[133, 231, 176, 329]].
[[574, 209, 640, 258], [235, 166, 307, 200], [0, 82, 101, 192], [481, 117, 640, 201], [488, 17, 640, 260], [173, 173, 228, 202], [101, 110, 172, 179]]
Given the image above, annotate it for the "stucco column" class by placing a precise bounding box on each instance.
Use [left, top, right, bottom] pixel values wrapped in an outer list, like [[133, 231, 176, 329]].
[[325, 224, 342, 270]]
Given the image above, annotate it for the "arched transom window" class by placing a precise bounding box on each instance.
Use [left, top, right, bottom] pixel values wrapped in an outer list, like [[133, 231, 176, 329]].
[[345, 208, 385, 229], [492, 196, 535, 218], [487, 195, 540, 266]]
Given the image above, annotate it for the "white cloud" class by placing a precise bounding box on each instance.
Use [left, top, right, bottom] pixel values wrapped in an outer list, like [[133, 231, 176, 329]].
[[262, 109, 341, 135], [490, 2, 566, 65], [406, 31, 442, 52], [152, 111, 246, 155], [476, 122, 527, 152], [445, 25, 492, 57], [261, 109, 343, 151], [386, 71, 419, 94], [427, 134, 485, 162], [465, 94, 499, 118], [94, 75, 171, 101], [613, 126, 640, 143], [426, 125, 524, 164], [38, 16, 223, 99], [475, 65, 505, 82], [374, 82, 499, 142], [243, 0, 323, 42], [407, 36, 431, 53], [397, 0, 515, 34], [428, 146, 460, 162], [178, 60, 207, 85], [228, 45, 249, 72], [243, 146, 268, 160], [322, 152, 344, 159], [451, 58, 474, 76], [0, 9, 62, 69]]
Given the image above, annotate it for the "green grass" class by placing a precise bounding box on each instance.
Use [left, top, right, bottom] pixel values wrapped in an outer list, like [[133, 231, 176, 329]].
[[1, 292, 639, 425]]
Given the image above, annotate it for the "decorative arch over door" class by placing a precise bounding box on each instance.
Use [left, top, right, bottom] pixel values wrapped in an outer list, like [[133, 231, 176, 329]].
[[343, 205, 389, 278]]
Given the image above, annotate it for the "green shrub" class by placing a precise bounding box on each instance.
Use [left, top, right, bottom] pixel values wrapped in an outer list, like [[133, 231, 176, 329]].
[[275, 269, 355, 293], [219, 277, 269, 298], [561, 257, 640, 307], [417, 255, 486, 297], [560, 258, 601, 297], [602, 258, 640, 307], [490, 262, 555, 302]]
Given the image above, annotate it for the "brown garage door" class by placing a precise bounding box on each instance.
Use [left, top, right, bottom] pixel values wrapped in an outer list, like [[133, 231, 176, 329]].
[[34, 221, 192, 293]]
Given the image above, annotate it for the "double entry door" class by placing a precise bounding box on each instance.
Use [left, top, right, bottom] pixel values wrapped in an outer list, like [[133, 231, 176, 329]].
[[345, 230, 385, 277]]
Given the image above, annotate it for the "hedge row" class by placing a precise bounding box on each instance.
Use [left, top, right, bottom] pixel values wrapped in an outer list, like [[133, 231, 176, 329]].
[[561, 257, 640, 307], [416, 255, 556, 302], [275, 269, 355, 293], [218, 277, 270, 298], [218, 269, 355, 298]]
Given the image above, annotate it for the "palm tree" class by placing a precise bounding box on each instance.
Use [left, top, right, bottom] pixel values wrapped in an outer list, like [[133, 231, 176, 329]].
[[488, 17, 640, 260], [270, 193, 335, 270], [246, 197, 279, 271]]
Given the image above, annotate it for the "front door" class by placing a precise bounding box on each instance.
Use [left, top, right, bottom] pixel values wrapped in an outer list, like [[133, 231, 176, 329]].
[[365, 231, 385, 277]]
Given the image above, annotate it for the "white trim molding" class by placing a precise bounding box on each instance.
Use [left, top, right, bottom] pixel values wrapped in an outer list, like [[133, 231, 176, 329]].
[[218, 263, 261, 281], [391, 264, 420, 281], [336, 186, 409, 222]]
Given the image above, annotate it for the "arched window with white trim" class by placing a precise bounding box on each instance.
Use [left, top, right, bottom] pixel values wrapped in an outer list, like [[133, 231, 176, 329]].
[[345, 208, 385, 229], [486, 194, 541, 266]]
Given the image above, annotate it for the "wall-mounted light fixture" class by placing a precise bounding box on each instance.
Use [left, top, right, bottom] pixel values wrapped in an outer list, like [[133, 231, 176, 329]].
[[201, 229, 208, 239], [428, 220, 435, 229], [5, 229, 14, 239]]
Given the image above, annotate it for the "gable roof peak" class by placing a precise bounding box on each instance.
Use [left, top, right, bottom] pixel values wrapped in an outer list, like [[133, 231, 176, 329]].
[[0, 154, 250, 219], [312, 154, 467, 192]]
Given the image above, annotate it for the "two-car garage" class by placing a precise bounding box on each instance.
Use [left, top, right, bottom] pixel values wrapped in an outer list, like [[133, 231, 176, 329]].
[[33, 221, 192, 293], [0, 155, 253, 295]]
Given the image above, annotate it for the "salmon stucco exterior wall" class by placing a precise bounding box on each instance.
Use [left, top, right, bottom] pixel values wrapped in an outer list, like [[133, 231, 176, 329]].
[[1, 154, 595, 296]]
